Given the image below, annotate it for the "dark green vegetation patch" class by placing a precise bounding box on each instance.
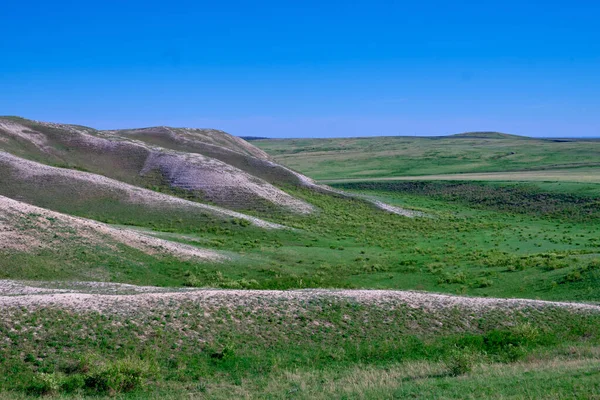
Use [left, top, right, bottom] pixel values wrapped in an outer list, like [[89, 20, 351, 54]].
[[334, 181, 600, 221]]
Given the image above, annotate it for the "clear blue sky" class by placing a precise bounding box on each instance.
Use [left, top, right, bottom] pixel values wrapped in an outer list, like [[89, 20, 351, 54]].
[[1, 0, 598, 137]]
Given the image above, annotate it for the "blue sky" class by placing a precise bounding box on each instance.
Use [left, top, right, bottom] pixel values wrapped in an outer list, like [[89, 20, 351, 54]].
[[1, 0, 598, 137]]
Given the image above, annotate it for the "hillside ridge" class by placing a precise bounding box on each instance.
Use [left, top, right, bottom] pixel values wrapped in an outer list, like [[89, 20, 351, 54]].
[[0, 116, 315, 214]]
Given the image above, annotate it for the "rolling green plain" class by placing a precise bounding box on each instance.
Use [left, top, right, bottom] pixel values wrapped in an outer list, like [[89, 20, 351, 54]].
[[1, 125, 600, 398], [255, 132, 600, 181]]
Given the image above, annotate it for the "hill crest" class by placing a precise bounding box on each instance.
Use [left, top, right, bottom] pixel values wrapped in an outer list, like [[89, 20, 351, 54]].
[[0, 116, 314, 214], [443, 131, 528, 139]]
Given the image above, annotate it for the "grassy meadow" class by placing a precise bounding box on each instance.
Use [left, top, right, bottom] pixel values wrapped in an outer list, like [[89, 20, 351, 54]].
[[2, 287, 599, 398], [1, 128, 600, 398], [255, 134, 600, 181], [3, 185, 599, 302]]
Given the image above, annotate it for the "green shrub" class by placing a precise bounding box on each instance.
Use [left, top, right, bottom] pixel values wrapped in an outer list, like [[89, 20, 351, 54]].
[[501, 344, 527, 362], [84, 357, 154, 394], [564, 271, 582, 282], [473, 278, 493, 288], [26, 356, 155, 396], [61, 374, 85, 394], [511, 323, 540, 343], [454, 324, 543, 363], [209, 342, 236, 361], [438, 271, 467, 284], [231, 218, 251, 227], [588, 259, 600, 270], [26, 373, 62, 396], [445, 348, 477, 376], [183, 272, 202, 287], [561, 260, 600, 284]]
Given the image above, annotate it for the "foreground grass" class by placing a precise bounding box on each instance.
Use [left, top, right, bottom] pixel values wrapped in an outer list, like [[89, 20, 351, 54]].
[[4, 356, 596, 399], [160, 356, 600, 399], [1, 290, 599, 398]]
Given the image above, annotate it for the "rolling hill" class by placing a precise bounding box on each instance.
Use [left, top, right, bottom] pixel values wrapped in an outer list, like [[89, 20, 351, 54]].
[[443, 131, 529, 140], [0, 117, 313, 214], [1, 117, 600, 398], [0, 116, 420, 287]]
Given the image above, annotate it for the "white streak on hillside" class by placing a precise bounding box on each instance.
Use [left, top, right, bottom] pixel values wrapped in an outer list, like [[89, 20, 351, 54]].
[[0, 151, 284, 229], [0, 121, 49, 150], [371, 201, 425, 218], [0, 195, 224, 261], [273, 161, 424, 217], [0, 281, 598, 314], [140, 151, 314, 214]]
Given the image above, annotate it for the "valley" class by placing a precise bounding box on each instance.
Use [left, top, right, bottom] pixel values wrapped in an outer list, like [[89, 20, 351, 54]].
[[0, 120, 599, 398]]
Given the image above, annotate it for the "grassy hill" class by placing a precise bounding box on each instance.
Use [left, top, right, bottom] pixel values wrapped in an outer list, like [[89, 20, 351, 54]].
[[1, 118, 599, 398], [445, 131, 529, 139], [2, 281, 599, 398], [0, 117, 312, 214]]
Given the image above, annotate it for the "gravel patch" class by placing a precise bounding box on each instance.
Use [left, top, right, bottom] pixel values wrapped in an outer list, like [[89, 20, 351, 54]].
[[1, 280, 598, 315]]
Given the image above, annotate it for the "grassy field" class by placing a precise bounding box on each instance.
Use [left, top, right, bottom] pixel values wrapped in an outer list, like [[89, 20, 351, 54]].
[[255, 134, 600, 181], [2, 125, 600, 398], [322, 168, 600, 184], [2, 283, 599, 398], [3, 185, 600, 302]]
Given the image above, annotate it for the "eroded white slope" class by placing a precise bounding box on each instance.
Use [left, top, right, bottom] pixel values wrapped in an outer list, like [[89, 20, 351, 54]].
[[0, 195, 223, 261], [0, 151, 285, 229], [1, 280, 598, 315]]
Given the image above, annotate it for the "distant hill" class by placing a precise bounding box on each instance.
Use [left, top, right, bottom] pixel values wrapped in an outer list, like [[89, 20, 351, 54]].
[[239, 136, 270, 141], [443, 131, 529, 140]]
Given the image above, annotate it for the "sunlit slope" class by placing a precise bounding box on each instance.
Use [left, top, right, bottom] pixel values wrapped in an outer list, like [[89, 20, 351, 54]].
[[0, 117, 312, 214], [0, 195, 223, 282], [0, 151, 283, 229], [114, 126, 311, 187]]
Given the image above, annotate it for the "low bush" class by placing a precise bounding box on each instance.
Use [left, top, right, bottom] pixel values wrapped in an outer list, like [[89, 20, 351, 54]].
[[27, 356, 155, 397], [84, 357, 153, 395], [445, 348, 478, 376], [26, 373, 62, 396]]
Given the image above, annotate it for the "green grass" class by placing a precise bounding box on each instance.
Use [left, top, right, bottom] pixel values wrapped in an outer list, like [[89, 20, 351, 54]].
[[254, 135, 600, 181], [2, 119, 598, 301], [2, 122, 600, 397], [333, 180, 600, 221], [322, 168, 600, 184], [3, 359, 599, 399], [1, 293, 599, 398], [3, 184, 599, 301]]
